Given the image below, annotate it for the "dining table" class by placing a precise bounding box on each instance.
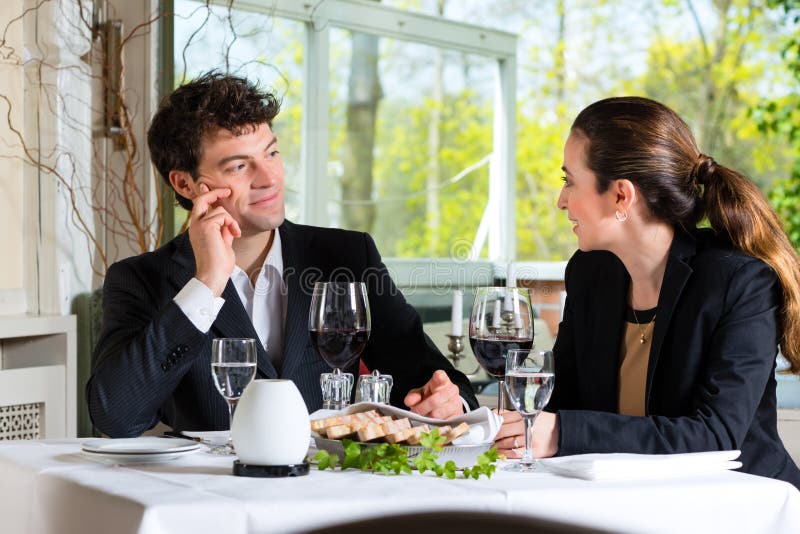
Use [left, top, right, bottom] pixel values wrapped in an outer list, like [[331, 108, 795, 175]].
[[1, 438, 799, 534]]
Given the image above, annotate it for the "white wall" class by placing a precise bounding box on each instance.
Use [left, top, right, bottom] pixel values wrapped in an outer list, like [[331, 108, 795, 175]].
[[0, 0, 26, 314], [25, 0, 94, 315]]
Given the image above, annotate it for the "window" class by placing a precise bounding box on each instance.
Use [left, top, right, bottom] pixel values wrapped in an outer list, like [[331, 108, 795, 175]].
[[173, 0, 305, 233], [170, 0, 517, 263], [327, 29, 496, 258]]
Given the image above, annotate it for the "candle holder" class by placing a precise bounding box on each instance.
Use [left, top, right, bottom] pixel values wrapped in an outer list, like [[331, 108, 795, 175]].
[[446, 334, 480, 375], [446, 334, 465, 366], [492, 309, 523, 337]]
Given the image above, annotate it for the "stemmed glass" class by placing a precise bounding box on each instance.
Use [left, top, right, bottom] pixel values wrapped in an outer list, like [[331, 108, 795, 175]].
[[309, 282, 371, 410], [504, 349, 555, 471], [210, 338, 257, 455], [469, 287, 534, 410]]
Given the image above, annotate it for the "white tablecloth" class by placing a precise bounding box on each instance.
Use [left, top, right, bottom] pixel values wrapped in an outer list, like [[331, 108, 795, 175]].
[[1, 439, 799, 534]]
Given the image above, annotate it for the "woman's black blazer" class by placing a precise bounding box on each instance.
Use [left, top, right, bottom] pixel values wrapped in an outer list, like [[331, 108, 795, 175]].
[[548, 227, 800, 489]]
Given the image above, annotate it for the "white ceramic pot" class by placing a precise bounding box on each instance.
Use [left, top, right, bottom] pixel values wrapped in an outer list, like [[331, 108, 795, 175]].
[[231, 379, 310, 465]]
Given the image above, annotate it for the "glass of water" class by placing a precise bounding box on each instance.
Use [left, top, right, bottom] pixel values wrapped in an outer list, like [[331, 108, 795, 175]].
[[210, 338, 257, 455], [504, 349, 554, 471]]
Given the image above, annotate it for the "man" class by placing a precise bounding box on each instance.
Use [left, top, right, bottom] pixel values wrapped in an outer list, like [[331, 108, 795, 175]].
[[86, 72, 478, 438]]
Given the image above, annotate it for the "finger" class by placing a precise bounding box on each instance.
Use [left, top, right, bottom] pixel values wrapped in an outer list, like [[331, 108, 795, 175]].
[[419, 370, 453, 399], [228, 217, 241, 238], [198, 206, 240, 235], [214, 209, 241, 238], [404, 388, 423, 408], [430, 369, 451, 390], [494, 420, 524, 440], [499, 409, 522, 424], [428, 398, 462, 420], [221, 225, 235, 248], [201, 205, 232, 220], [495, 436, 522, 450], [191, 187, 231, 218], [200, 211, 236, 231], [408, 387, 457, 417]]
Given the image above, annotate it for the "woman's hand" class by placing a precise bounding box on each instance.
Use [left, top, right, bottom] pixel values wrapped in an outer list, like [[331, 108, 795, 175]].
[[493, 410, 559, 459]]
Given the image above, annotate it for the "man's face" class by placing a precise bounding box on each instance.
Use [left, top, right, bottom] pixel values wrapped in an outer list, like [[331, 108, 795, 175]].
[[192, 123, 285, 236]]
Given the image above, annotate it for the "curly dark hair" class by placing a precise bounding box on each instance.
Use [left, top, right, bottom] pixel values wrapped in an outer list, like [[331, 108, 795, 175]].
[[147, 71, 281, 210]]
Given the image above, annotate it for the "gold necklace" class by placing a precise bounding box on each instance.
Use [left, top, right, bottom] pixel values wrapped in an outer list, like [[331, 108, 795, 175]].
[[631, 307, 656, 344]]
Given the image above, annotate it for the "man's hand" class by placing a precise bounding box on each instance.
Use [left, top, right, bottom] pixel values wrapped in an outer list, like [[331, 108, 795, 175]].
[[404, 370, 464, 419], [188, 184, 241, 296], [493, 409, 558, 459]]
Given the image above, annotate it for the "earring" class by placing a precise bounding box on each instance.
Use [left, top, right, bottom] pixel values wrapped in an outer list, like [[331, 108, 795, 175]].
[[615, 210, 628, 222]]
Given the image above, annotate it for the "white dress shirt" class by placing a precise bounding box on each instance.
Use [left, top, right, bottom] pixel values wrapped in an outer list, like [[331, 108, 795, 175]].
[[174, 229, 287, 366]]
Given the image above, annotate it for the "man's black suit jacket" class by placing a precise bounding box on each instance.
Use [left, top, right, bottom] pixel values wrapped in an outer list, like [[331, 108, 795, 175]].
[[548, 226, 800, 488], [86, 220, 478, 437]]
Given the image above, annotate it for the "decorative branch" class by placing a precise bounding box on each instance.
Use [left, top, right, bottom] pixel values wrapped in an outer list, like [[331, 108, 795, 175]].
[[0, 0, 284, 275]]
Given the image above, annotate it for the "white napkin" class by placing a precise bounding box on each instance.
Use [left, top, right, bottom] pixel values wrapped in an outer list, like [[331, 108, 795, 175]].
[[309, 402, 502, 445], [538, 450, 742, 481]]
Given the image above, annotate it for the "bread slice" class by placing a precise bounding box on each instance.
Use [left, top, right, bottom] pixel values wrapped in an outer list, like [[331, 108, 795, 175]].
[[326, 424, 356, 440], [357, 422, 387, 442], [381, 417, 411, 435], [385, 427, 415, 444], [444, 422, 470, 444], [404, 425, 431, 445], [311, 415, 345, 436]]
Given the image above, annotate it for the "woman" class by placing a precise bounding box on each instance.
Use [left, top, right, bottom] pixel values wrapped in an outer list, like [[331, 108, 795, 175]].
[[496, 96, 800, 489]]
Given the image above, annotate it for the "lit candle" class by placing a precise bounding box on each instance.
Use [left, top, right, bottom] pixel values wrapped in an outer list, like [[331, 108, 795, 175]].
[[513, 291, 523, 328], [504, 262, 516, 312], [451, 290, 463, 336]]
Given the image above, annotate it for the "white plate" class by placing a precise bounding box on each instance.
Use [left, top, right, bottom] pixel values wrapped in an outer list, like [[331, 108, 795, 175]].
[[181, 430, 230, 446], [80, 449, 201, 464], [82, 437, 201, 455]]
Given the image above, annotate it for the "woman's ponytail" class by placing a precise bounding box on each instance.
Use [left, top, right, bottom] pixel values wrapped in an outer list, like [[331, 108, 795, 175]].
[[702, 161, 800, 373]]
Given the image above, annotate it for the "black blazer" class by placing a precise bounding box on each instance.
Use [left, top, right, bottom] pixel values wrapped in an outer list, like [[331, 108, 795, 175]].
[[548, 227, 800, 489], [86, 220, 478, 437]]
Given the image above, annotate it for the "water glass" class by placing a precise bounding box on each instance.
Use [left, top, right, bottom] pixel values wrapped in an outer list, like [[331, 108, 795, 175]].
[[504, 349, 554, 471], [355, 370, 393, 404], [210, 337, 257, 455]]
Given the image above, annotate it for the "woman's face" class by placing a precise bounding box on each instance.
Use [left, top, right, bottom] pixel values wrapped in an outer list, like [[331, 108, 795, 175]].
[[557, 132, 620, 252]]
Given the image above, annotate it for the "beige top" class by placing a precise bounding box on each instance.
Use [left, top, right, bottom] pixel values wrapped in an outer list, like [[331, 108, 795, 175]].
[[618, 319, 655, 417]]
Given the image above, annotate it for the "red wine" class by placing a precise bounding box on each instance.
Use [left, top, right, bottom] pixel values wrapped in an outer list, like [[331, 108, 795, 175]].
[[469, 336, 533, 378], [310, 329, 369, 369]]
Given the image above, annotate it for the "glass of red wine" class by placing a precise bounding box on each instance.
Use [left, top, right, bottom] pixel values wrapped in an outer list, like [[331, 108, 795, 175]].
[[469, 287, 534, 411], [309, 282, 371, 410]]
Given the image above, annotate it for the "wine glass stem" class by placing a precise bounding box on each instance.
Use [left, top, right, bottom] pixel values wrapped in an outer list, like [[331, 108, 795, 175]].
[[227, 401, 237, 447], [522, 413, 537, 465], [497, 379, 505, 411]]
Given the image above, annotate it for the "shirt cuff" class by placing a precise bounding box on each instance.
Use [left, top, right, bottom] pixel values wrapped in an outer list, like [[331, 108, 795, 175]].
[[174, 277, 226, 333]]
